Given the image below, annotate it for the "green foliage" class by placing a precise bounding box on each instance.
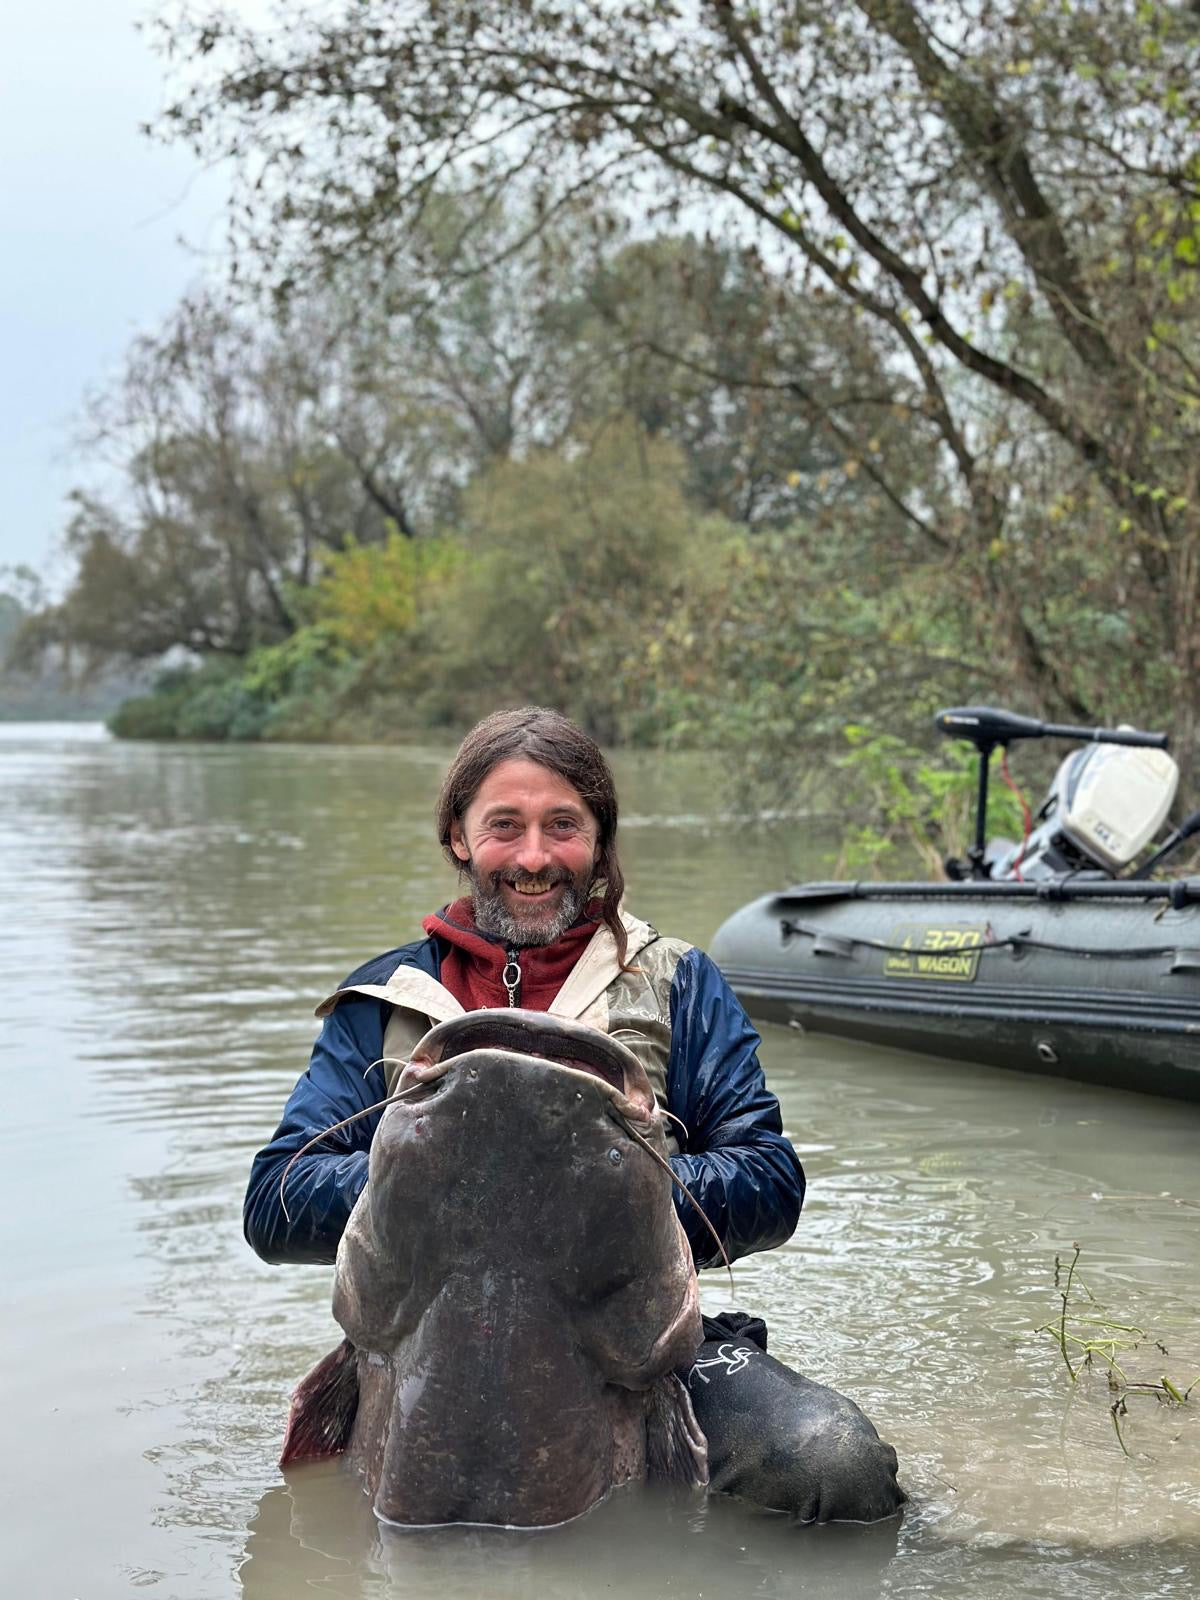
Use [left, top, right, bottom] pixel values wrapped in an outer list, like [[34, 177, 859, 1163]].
[[110, 634, 354, 742], [309, 532, 462, 651], [423, 418, 741, 742], [177, 669, 271, 742], [832, 729, 1029, 878], [616, 518, 1026, 828], [109, 661, 261, 741]]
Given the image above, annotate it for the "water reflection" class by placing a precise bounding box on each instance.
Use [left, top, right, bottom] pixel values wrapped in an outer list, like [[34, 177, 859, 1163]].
[[240, 1469, 903, 1600], [238, 1464, 1200, 1600]]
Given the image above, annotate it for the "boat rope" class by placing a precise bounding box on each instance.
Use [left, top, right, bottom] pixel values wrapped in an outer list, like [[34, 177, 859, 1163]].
[[779, 919, 1191, 963]]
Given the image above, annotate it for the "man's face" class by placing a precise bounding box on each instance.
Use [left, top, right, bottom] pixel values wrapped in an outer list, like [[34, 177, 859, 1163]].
[[450, 758, 601, 947]]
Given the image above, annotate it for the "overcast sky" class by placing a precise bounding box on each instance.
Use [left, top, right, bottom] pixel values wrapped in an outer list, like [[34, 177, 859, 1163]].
[[1, 3, 265, 589]]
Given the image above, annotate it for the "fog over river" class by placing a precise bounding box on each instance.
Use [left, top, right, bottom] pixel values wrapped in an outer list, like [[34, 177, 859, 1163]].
[[4, 723, 1199, 1599]]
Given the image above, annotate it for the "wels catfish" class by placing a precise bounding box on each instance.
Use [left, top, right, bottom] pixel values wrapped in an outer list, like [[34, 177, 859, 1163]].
[[280, 1008, 708, 1529]]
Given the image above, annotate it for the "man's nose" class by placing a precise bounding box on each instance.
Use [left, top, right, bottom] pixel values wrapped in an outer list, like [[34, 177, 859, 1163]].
[[514, 827, 552, 871]]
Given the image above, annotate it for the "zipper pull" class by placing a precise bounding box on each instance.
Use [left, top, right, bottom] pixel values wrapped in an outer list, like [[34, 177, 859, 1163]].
[[502, 948, 522, 1008]]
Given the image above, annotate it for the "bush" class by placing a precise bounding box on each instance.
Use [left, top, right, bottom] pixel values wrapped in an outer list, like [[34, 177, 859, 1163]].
[[108, 659, 265, 741]]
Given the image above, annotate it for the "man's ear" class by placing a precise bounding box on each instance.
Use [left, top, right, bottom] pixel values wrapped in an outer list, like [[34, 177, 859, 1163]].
[[449, 821, 471, 863]]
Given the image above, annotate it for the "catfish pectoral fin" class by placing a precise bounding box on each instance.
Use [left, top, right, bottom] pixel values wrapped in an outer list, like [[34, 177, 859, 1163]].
[[280, 1337, 360, 1467], [645, 1372, 708, 1489]]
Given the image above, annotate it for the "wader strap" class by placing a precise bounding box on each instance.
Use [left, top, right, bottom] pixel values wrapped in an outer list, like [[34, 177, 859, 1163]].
[[316, 967, 465, 1022], [548, 912, 659, 1021]]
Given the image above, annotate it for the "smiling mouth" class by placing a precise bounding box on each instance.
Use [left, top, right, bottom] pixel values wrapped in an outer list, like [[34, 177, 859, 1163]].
[[507, 877, 561, 897]]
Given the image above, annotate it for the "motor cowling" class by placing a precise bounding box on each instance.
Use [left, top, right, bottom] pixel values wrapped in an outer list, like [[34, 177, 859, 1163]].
[[990, 738, 1179, 880]]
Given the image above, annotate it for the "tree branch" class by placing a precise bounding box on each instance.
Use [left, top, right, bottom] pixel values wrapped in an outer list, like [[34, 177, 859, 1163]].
[[853, 0, 1121, 377]]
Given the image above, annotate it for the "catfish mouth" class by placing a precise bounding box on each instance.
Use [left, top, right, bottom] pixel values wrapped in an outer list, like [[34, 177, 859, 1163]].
[[422, 1017, 627, 1089], [469, 1041, 624, 1088], [405, 1009, 648, 1100]]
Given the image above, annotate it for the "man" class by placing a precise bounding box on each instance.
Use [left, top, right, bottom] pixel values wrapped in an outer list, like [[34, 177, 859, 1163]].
[[246, 706, 904, 1522]]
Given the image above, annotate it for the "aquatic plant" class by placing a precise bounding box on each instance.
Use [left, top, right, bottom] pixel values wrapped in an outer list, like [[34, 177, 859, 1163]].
[[1038, 1244, 1199, 1456]]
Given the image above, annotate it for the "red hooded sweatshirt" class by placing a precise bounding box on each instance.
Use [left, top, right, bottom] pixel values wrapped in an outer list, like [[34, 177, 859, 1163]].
[[422, 896, 602, 1012]]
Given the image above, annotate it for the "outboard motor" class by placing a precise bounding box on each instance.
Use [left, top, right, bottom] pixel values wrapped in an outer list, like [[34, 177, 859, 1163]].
[[988, 738, 1178, 881], [934, 706, 1180, 882]]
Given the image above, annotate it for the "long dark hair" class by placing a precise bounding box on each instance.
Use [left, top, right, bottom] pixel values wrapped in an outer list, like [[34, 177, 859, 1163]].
[[436, 706, 629, 965]]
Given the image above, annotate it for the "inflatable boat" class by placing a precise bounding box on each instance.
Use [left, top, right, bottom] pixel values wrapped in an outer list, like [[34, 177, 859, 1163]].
[[711, 708, 1200, 1101]]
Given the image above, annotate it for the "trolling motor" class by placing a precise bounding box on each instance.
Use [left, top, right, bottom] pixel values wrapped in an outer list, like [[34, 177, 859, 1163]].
[[934, 706, 1192, 882]]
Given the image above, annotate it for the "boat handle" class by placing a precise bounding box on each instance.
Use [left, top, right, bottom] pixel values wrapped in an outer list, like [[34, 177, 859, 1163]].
[[811, 933, 857, 959], [1168, 949, 1200, 974]]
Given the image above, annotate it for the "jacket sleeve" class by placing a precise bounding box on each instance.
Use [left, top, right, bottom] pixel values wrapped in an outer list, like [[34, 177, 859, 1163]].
[[665, 948, 805, 1269], [243, 997, 389, 1265]]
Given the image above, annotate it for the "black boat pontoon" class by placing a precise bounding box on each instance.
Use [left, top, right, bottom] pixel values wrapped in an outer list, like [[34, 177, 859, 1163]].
[[711, 709, 1200, 1101]]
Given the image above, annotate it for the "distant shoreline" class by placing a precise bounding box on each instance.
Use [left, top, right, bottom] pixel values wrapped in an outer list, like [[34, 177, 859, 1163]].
[[0, 720, 110, 738]]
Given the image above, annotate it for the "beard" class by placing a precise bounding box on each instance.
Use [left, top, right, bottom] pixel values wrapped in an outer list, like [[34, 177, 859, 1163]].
[[468, 861, 594, 947]]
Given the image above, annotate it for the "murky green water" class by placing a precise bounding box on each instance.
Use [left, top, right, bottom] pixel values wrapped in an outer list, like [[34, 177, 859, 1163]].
[[5, 724, 1199, 1599]]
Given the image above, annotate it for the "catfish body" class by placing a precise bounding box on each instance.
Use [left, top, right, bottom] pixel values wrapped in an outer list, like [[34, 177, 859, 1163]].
[[283, 1009, 706, 1528]]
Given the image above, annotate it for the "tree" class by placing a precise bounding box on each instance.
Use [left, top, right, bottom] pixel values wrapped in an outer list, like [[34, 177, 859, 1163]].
[[30, 208, 900, 675], [26, 293, 399, 662], [156, 0, 1200, 760], [555, 234, 854, 526], [23, 263, 552, 664], [425, 417, 739, 741]]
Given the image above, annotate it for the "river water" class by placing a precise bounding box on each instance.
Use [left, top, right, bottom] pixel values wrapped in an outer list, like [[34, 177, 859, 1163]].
[[5, 723, 1199, 1600]]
